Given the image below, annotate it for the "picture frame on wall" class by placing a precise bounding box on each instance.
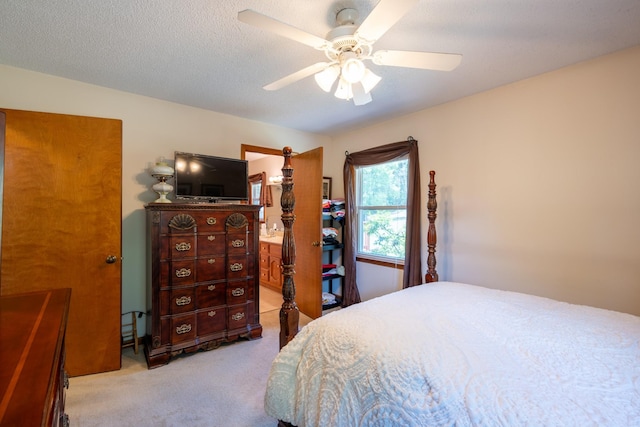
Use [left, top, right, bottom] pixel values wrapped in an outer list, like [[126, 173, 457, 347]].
[[322, 177, 332, 200]]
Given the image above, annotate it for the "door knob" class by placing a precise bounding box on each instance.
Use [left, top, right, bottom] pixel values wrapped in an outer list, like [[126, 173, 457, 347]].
[[106, 255, 117, 264], [312, 241, 321, 247]]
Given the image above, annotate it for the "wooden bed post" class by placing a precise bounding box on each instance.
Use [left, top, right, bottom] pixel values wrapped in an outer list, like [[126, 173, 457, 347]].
[[279, 147, 300, 349], [425, 170, 439, 283]]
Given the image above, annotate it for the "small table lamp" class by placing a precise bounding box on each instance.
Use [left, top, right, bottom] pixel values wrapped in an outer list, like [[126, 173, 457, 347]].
[[150, 160, 174, 203]]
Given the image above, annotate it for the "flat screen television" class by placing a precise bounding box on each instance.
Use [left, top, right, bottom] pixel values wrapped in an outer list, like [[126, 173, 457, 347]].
[[174, 151, 248, 202]]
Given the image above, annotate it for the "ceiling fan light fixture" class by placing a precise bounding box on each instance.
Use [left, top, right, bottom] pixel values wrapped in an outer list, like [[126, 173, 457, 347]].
[[314, 64, 340, 92], [360, 68, 381, 94], [334, 77, 353, 100], [238, 2, 461, 106]]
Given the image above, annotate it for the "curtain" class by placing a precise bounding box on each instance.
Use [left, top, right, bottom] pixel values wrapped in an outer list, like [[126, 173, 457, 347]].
[[342, 139, 423, 306], [248, 172, 273, 207]]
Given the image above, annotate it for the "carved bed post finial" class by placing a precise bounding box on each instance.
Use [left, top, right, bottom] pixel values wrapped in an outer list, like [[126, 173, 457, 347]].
[[279, 146, 300, 349], [425, 170, 439, 283]]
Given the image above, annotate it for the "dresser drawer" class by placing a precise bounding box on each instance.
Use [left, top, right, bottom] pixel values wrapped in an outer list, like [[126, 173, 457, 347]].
[[162, 235, 196, 259], [260, 252, 269, 268], [196, 282, 226, 308], [196, 255, 226, 282], [260, 268, 269, 284], [169, 287, 195, 314], [226, 282, 248, 305], [226, 279, 256, 304], [190, 211, 226, 232], [227, 232, 253, 254], [260, 242, 269, 253], [160, 289, 195, 316], [227, 255, 253, 279], [197, 308, 226, 336], [160, 260, 196, 287], [171, 313, 196, 344], [197, 233, 226, 255], [228, 304, 249, 330]]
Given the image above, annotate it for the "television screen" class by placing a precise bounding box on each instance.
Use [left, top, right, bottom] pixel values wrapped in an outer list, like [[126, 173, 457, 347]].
[[174, 152, 248, 201]]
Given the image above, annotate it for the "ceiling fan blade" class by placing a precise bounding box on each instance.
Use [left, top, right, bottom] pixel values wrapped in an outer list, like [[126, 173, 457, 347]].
[[238, 9, 329, 50], [263, 62, 331, 91], [355, 0, 419, 43], [372, 50, 462, 71]]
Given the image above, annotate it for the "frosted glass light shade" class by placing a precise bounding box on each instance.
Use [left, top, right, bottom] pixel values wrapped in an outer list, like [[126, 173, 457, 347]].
[[334, 77, 353, 100], [314, 65, 340, 92], [352, 82, 373, 106], [341, 57, 366, 84], [361, 69, 382, 94], [150, 162, 174, 179]]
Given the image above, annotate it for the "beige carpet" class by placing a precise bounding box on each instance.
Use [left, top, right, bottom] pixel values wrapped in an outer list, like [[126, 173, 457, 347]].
[[66, 287, 310, 427]]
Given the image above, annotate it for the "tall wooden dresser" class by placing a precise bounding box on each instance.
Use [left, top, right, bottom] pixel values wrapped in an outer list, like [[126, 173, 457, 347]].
[[0, 288, 71, 427], [144, 203, 262, 368]]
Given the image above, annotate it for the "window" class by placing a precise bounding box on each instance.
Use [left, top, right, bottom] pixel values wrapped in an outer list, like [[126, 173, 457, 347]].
[[356, 156, 408, 263]]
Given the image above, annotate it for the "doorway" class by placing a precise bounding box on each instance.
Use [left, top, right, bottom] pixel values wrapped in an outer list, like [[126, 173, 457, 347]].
[[241, 144, 324, 319]]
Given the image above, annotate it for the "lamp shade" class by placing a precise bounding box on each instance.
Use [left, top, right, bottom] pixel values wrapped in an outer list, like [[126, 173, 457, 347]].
[[334, 77, 353, 100], [360, 68, 382, 94], [314, 64, 340, 92], [341, 52, 366, 84], [352, 82, 373, 106]]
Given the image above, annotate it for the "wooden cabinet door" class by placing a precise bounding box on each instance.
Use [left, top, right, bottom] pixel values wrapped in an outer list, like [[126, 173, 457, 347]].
[[0, 108, 122, 376], [268, 243, 281, 289]]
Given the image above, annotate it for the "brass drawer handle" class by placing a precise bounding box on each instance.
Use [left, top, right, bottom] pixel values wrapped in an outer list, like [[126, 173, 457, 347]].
[[231, 312, 245, 321], [175, 268, 191, 278], [230, 263, 243, 272], [175, 296, 192, 306], [207, 217, 217, 225], [208, 258, 215, 264], [231, 288, 245, 297], [207, 284, 216, 291], [208, 235, 216, 241], [175, 242, 191, 251], [176, 324, 192, 334], [208, 310, 216, 317], [232, 239, 245, 248]]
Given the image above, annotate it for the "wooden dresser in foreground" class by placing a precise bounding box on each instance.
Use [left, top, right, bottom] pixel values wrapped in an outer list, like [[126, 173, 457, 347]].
[[144, 203, 263, 368], [0, 288, 71, 427]]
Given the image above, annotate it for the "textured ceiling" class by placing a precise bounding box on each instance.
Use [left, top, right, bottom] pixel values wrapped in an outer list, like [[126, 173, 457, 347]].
[[1, 1, 640, 135]]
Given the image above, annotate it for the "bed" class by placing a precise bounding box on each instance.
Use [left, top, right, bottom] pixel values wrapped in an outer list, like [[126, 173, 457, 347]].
[[267, 147, 640, 427]]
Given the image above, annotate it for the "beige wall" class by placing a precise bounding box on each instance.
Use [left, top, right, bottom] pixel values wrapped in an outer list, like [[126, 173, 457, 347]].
[[331, 45, 640, 315], [2, 42, 639, 332], [0, 65, 329, 335]]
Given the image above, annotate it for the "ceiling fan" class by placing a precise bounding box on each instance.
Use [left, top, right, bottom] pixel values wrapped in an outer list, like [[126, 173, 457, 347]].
[[238, 0, 462, 106]]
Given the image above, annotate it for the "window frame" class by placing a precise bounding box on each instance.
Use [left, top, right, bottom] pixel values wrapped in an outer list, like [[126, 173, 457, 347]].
[[249, 180, 265, 222], [354, 156, 409, 265]]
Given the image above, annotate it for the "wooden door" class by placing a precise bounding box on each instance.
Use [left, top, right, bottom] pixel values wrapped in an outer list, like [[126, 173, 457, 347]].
[[0, 108, 122, 376], [292, 147, 323, 319]]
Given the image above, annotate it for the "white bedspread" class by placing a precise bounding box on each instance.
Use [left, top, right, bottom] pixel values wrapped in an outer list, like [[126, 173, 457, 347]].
[[264, 282, 640, 426]]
